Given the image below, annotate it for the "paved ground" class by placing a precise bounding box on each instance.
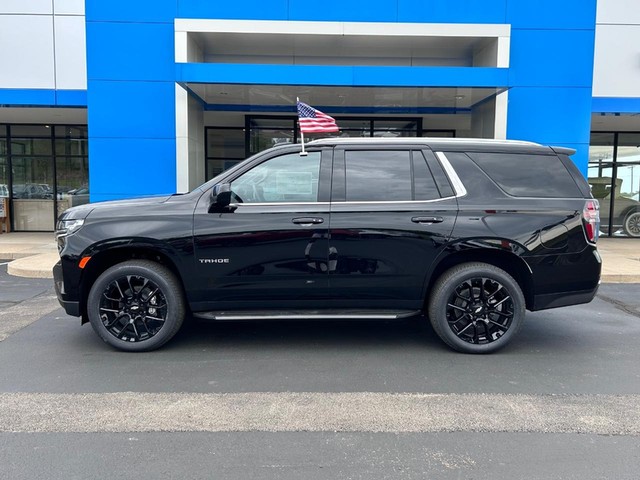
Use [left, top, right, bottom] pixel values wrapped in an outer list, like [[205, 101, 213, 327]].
[[0, 263, 640, 478]]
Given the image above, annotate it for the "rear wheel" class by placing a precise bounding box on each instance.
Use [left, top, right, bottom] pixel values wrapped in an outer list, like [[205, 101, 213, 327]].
[[623, 211, 640, 237], [87, 260, 185, 352], [428, 262, 525, 354]]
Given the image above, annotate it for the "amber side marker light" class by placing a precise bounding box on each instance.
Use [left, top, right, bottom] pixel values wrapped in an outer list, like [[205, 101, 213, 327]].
[[78, 257, 91, 269]]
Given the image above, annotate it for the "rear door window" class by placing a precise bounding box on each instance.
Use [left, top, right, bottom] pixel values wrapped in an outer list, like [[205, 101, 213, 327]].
[[343, 150, 441, 202], [467, 152, 583, 198]]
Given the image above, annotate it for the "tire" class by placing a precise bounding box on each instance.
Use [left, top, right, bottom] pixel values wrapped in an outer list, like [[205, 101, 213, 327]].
[[427, 262, 525, 354], [87, 260, 186, 352], [623, 211, 640, 238]]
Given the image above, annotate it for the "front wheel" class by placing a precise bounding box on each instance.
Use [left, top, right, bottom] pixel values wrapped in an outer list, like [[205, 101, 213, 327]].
[[428, 262, 525, 354], [623, 211, 640, 237], [87, 260, 186, 352]]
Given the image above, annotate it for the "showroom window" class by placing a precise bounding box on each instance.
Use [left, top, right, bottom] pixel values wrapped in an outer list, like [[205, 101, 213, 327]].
[[1, 124, 88, 231], [205, 116, 432, 181], [589, 132, 640, 238]]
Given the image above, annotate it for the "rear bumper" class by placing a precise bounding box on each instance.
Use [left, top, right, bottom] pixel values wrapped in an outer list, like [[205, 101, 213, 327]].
[[526, 246, 601, 311], [532, 284, 600, 311], [53, 261, 80, 317]]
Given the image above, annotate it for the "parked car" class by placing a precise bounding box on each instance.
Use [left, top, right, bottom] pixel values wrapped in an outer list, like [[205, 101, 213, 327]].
[[54, 138, 601, 354], [12, 183, 53, 199], [66, 186, 90, 207], [588, 177, 640, 237]]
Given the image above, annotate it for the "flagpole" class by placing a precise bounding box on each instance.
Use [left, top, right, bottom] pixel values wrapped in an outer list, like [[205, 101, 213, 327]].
[[297, 97, 308, 156], [299, 129, 307, 156]]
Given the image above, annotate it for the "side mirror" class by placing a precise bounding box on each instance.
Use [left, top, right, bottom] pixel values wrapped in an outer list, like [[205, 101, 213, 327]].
[[209, 183, 233, 213]]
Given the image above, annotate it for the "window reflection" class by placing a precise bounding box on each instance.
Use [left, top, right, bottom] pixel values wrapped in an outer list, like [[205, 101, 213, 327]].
[[589, 132, 640, 238], [345, 150, 412, 202], [1, 124, 88, 231], [231, 152, 321, 203]]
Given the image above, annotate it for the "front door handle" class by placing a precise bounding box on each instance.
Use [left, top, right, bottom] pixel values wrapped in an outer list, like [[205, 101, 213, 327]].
[[292, 217, 324, 225], [411, 216, 444, 224]]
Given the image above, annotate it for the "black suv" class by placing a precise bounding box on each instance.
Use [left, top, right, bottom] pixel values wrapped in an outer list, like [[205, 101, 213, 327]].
[[54, 138, 601, 354]]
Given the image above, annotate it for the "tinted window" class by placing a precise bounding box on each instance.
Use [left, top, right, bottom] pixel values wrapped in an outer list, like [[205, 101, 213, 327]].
[[413, 151, 440, 200], [422, 150, 455, 198], [345, 150, 412, 201], [467, 152, 583, 198], [231, 152, 321, 203]]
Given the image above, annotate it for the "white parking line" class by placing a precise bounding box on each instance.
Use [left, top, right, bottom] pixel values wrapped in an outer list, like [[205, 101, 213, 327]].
[[1, 392, 639, 435]]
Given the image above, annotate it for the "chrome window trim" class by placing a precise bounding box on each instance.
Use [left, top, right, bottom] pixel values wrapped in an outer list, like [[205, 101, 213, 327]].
[[230, 202, 330, 207], [231, 198, 456, 207], [331, 197, 456, 205], [435, 151, 467, 198]]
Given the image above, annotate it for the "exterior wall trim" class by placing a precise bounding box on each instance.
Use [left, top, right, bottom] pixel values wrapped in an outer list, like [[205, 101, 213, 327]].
[[175, 18, 511, 38]]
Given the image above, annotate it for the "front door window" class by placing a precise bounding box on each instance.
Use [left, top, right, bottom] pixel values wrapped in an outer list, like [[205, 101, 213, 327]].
[[231, 152, 321, 204]]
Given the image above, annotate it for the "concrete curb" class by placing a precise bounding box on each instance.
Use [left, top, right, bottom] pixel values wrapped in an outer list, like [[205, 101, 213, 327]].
[[600, 275, 640, 284], [6, 252, 58, 279]]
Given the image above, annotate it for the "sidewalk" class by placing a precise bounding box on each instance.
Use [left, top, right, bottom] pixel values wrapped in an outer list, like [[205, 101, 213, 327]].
[[0, 232, 58, 278], [0, 232, 637, 282]]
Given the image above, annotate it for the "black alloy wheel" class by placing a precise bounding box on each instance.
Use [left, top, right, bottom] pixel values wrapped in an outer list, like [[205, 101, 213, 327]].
[[87, 260, 185, 352], [99, 275, 167, 342], [428, 262, 525, 354], [445, 277, 514, 344]]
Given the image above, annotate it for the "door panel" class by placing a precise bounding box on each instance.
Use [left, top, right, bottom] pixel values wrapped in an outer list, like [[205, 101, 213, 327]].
[[327, 148, 458, 309], [192, 150, 331, 312]]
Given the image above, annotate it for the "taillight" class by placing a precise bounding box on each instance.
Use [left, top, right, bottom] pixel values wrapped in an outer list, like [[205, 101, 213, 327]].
[[583, 200, 600, 244]]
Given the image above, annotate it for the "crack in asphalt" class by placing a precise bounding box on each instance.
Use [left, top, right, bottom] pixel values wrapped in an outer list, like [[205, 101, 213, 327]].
[[596, 292, 640, 319]]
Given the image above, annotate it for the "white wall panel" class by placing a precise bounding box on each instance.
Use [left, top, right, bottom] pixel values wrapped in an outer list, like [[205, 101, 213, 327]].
[[593, 25, 640, 98], [54, 15, 87, 89], [0, 0, 52, 14], [54, 0, 85, 15], [0, 15, 55, 88], [597, 0, 640, 24]]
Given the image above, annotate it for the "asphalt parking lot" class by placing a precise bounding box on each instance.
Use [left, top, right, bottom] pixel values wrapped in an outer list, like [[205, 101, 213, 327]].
[[1, 263, 640, 479]]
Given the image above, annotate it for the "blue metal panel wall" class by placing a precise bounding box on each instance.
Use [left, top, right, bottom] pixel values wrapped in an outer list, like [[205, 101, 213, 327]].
[[85, 0, 597, 200], [86, 5, 178, 202], [505, 2, 597, 176]]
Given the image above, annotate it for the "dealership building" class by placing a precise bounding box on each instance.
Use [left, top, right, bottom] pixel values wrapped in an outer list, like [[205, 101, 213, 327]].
[[0, 0, 639, 236]]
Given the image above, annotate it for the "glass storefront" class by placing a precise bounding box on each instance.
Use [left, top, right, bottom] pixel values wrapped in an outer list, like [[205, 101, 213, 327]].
[[0, 124, 88, 231], [589, 132, 640, 238], [205, 115, 454, 180]]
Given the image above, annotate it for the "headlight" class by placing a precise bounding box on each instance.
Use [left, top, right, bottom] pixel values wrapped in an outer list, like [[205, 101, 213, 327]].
[[56, 218, 84, 237]]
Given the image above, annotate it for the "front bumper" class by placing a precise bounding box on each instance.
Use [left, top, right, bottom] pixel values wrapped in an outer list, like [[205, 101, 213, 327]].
[[53, 261, 80, 317]]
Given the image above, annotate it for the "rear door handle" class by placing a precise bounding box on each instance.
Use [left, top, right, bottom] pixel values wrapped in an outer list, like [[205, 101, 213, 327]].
[[292, 217, 324, 225], [411, 216, 444, 224]]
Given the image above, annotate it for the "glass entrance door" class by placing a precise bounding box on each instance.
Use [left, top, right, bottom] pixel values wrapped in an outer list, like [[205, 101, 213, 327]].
[[11, 156, 54, 231]]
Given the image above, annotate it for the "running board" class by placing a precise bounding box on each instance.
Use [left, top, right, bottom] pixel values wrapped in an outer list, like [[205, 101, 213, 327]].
[[193, 309, 422, 321]]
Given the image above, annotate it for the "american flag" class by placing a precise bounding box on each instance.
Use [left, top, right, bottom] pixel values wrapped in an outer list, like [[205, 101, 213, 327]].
[[297, 101, 339, 134]]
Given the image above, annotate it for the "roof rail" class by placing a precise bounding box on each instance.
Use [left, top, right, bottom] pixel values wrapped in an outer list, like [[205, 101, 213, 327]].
[[306, 137, 542, 147]]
